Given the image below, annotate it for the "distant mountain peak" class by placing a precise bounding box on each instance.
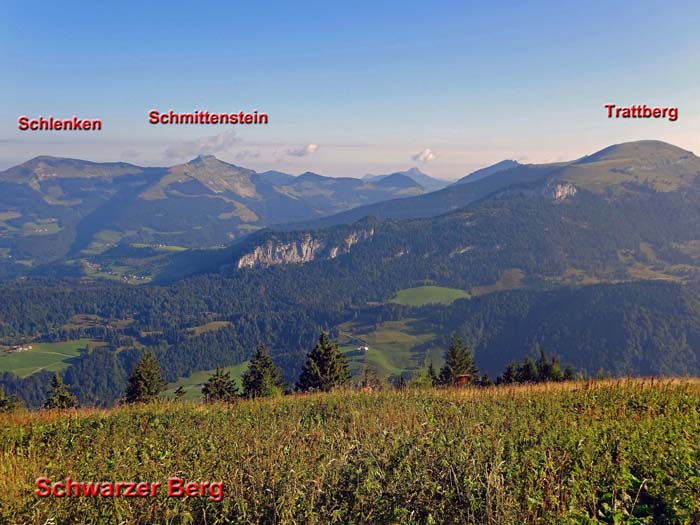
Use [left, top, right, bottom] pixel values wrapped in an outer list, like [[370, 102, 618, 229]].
[[297, 171, 328, 181], [21, 155, 111, 167], [188, 154, 227, 166], [255, 170, 296, 186], [363, 167, 448, 191], [557, 139, 700, 193], [27, 155, 62, 163], [178, 155, 254, 175], [373, 172, 424, 190], [578, 140, 694, 164], [0, 155, 144, 183], [454, 160, 522, 185]]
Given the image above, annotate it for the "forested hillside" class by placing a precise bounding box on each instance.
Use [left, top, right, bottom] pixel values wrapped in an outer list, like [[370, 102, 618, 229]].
[[2, 274, 700, 407], [4, 140, 700, 407]]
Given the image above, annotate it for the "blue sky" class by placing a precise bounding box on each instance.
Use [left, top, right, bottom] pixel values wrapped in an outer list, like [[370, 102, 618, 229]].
[[1, 1, 698, 178]]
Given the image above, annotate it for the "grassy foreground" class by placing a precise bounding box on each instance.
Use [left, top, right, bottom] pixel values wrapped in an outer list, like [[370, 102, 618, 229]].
[[1, 380, 700, 524]]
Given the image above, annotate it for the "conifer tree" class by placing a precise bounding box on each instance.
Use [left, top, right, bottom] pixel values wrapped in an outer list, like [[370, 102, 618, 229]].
[[563, 365, 576, 381], [43, 373, 77, 409], [517, 357, 538, 383], [535, 349, 565, 382], [296, 332, 350, 392], [479, 373, 493, 387], [498, 354, 572, 385], [202, 367, 239, 402], [549, 354, 564, 381], [124, 351, 164, 403], [497, 362, 518, 385], [438, 338, 479, 386], [242, 345, 284, 398], [535, 348, 553, 382]]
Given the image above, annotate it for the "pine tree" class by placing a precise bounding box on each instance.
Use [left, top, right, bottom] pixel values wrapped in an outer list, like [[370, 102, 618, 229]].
[[296, 332, 350, 392], [497, 362, 518, 385], [535, 348, 553, 382], [124, 351, 164, 403], [202, 368, 239, 403], [533, 348, 565, 382], [242, 345, 283, 398], [549, 355, 564, 381], [43, 373, 77, 409], [563, 365, 576, 381], [517, 357, 538, 383], [438, 338, 479, 386], [479, 373, 493, 387]]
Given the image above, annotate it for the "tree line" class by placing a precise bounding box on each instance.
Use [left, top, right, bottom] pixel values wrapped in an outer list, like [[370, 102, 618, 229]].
[[125, 333, 351, 404], [399, 339, 575, 389], [7, 334, 579, 412]]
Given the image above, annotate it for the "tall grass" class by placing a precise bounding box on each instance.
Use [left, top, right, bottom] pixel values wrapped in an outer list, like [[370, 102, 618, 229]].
[[1, 379, 699, 524]]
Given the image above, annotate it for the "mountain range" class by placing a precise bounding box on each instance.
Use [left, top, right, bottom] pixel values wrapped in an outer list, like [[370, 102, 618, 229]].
[[3, 140, 700, 285], [279, 140, 700, 231], [0, 155, 432, 277], [5, 139, 700, 405], [159, 141, 700, 285]]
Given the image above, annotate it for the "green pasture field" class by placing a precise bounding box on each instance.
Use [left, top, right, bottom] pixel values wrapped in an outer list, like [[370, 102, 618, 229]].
[[0, 339, 93, 377], [389, 285, 470, 306]]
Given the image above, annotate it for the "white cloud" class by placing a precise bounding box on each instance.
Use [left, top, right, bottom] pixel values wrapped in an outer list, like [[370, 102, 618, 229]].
[[235, 149, 260, 160], [163, 130, 238, 160], [412, 148, 437, 163], [287, 143, 318, 157]]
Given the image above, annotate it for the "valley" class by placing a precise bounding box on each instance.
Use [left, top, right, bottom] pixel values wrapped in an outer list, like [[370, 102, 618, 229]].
[[3, 140, 700, 408]]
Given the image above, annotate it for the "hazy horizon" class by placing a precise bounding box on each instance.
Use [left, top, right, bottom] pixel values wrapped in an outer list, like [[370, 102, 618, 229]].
[[2, 138, 695, 183]]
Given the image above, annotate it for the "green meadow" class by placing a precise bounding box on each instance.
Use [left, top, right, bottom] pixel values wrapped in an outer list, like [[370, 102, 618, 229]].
[[0, 339, 93, 378], [389, 285, 470, 306], [339, 318, 440, 378]]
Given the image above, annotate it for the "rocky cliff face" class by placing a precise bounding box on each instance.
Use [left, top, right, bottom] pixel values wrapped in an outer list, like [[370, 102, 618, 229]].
[[548, 182, 577, 202], [236, 226, 375, 269]]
